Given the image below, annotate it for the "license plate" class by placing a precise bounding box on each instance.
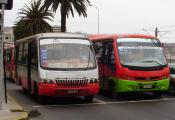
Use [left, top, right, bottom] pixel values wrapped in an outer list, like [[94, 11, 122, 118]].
[[67, 90, 78, 93], [143, 84, 152, 89]]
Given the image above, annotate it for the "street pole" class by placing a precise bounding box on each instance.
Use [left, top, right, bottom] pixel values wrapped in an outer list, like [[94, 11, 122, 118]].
[[90, 4, 100, 34], [155, 27, 158, 37], [0, 0, 6, 110]]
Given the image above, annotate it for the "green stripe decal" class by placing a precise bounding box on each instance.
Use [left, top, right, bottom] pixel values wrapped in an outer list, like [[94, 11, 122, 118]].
[[111, 78, 170, 93]]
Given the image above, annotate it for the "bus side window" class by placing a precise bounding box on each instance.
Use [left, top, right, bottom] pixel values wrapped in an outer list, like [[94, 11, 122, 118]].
[[4, 50, 7, 64], [22, 42, 28, 65], [6, 49, 11, 63], [93, 42, 103, 62], [31, 40, 38, 68], [105, 41, 116, 72], [17, 43, 23, 64]]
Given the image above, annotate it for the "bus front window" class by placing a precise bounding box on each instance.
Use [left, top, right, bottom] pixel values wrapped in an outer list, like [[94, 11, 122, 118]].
[[40, 38, 96, 69], [117, 38, 167, 67]]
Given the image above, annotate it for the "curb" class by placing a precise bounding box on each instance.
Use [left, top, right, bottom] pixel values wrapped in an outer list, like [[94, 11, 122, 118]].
[[14, 112, 28, 120], [7, 94, 29, 120]]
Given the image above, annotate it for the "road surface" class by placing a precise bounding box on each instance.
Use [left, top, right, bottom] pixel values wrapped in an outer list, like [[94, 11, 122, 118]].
[[6, 80, 175, 120]]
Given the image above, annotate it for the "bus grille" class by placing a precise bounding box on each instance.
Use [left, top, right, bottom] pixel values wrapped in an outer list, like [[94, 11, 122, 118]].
[[55, 79, 88, 87]]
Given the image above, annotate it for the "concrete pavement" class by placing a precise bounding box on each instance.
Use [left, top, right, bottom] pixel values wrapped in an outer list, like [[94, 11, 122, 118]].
[[0, 94, 28, 120]]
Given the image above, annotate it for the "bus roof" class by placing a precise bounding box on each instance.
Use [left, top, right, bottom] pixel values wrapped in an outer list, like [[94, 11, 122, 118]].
[[89, 34, 158, 41], [15, 33, 88, 44]]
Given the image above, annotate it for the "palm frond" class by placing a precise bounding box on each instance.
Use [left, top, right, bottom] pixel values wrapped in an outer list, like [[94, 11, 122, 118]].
[[14, 0, 54, 40]]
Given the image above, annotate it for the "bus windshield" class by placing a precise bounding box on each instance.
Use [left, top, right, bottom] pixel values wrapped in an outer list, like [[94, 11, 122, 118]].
[[117, 38, 167, 67], [40, 38, 96, 69]]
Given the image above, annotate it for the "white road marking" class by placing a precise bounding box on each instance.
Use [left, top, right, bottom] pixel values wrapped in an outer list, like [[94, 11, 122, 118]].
[[94, 98, 106, 103], [33, 97, 175, 108]]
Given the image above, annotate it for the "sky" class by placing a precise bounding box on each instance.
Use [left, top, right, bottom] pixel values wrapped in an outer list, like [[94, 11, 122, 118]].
[[4, 0, 175, 42]]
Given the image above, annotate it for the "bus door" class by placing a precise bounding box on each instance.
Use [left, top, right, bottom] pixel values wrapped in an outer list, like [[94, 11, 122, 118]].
[[103, 41, 116, 90], [28, 42, 32, 92], [93, 41, 105, 89], [28, 40, 38, 93]]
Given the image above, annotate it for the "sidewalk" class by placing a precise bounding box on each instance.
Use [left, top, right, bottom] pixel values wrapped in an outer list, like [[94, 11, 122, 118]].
[[0, 95, 28, 120]]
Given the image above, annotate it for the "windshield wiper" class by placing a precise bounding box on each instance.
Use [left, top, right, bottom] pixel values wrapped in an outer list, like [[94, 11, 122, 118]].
[[140, 60, 163, 66]]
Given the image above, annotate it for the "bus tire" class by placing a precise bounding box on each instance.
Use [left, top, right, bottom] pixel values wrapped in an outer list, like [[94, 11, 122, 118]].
[[153, 92, 162, 98], [109, 81, 119, 99], [112, 84, 119, 98], [17, 77, 22, 85], [22, 87, 27, 94], [169, 82, 175, 96], [34, 83, 45, 104], [11, 72, 14, 82], [33, 82, 38, 98], [37, 95, 45, 104], [10, 72, 12, 80], [84, 95, 94, 103]]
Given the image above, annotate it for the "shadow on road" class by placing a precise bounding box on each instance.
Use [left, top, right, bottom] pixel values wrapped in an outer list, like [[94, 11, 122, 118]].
[[99, 90, 165, 102]]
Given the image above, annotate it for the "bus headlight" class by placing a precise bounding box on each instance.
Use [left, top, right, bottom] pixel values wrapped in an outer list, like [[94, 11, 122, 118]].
[[49, 80, 54, 84], [43, 79, 48, 84], [41, 79, 55, 84], [90, 79, 94, 83], [89, 78, 98, 83], [94, 79, 98, 83]]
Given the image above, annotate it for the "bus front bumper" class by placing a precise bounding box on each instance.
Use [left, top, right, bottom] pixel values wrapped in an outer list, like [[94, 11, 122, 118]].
[[116, 78, 170, 93], [38, 83, 99, 97]]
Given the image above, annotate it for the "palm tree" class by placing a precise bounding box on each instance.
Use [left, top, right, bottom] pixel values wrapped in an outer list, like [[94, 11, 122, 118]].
[[14, 0, 54, 40], [13, 20, 26, 40], [43, 0, 90, 32]]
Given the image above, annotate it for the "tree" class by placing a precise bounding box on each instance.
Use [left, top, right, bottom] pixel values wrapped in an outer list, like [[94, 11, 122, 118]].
[[14, 0, 54, 40], [43, 0, 90, 32], [13, 20, 26, 40]]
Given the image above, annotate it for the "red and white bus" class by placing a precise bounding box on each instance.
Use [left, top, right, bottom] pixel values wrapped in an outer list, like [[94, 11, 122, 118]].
[[90, 34, 170, 98], [15, 33, 99, 103], [4, 43, 16, 82]]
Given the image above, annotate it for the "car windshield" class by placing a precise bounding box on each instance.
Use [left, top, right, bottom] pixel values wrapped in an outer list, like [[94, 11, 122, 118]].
[[40, 38, 96, 69], [117, 38, 167, 67]]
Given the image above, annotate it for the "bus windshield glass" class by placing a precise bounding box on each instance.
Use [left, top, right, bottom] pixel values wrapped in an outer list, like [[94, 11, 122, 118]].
[[40, 38, 96, 69], [117, 38, 167, 67]]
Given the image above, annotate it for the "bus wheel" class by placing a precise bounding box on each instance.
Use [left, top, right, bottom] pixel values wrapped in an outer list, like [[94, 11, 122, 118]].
[[22, 87, 27, 94], [84, 95, 94, 103], [169, 82, 175, 96], [33, 82, 38, 97], [112, 84, 119, 98], [37, 95, 46, 104], [17, 77, 22, 85], [109, 82, 119, 99], [10, 72, 12, 80], [34, 83, 45, 104], [153, 92, 162, 98]]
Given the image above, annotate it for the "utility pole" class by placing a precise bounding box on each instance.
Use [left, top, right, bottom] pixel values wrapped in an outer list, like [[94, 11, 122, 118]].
[[0, 0, 13, 110], [0, 0, 7, 110], [155, 27, 159, 37], [143, 27, 170, 39]]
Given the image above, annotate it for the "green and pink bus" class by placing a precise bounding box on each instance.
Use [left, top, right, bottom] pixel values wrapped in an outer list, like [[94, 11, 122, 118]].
[[90, 34, 170, 98]]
